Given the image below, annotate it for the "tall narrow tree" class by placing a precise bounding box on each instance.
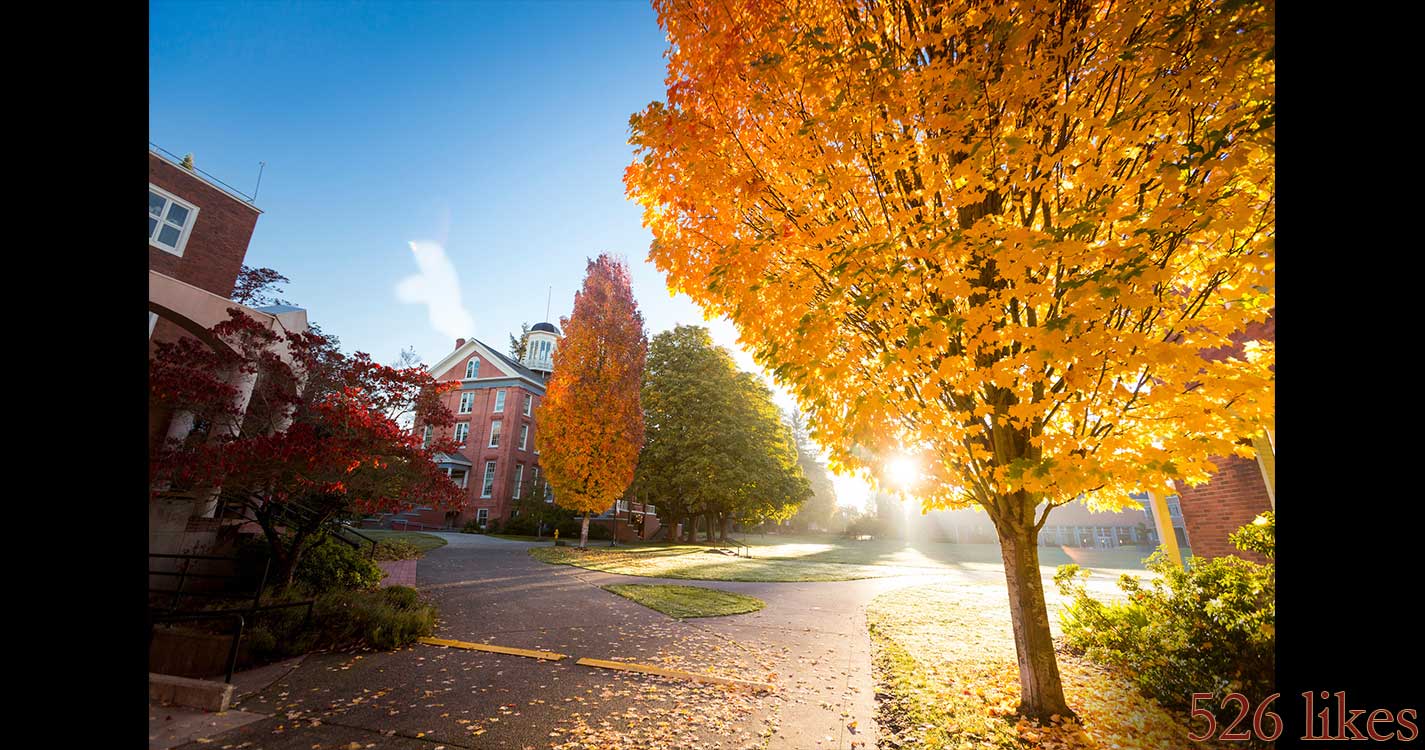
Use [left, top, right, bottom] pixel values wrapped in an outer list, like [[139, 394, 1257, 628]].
[[535, 255, 648, 548], [627, 0, 1273, 720]]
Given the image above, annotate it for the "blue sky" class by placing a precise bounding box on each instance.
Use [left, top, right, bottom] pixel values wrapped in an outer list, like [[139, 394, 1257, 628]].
[[150, 0, 869, 506]]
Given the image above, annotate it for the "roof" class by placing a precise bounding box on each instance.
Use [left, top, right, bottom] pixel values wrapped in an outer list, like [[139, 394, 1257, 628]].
[[425, 336, 548, 392], [480, 339, 545, 381], [433, 452, 473, 467], [531, 322, 560, 335]]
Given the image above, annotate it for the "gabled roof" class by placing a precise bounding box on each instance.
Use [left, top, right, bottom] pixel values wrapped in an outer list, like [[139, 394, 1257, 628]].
[[483, 341, 545, 382], [433, 452, 473, 467], [427, 337, 546, 392]]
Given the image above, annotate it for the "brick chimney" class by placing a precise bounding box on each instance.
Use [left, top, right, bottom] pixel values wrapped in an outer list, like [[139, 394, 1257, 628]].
[[455, 338, 466, 350]]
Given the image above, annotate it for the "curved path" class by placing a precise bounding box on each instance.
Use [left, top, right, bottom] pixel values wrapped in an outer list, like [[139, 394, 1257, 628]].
[[178, 534, 952, 750]]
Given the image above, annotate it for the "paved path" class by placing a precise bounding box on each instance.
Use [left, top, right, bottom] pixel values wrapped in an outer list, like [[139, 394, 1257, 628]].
[[174, 533, 952, 750]]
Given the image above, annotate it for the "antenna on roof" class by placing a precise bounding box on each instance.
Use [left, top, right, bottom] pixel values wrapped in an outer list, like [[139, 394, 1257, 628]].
[[545, 286, 552, 322], [253, 161, 266, 203]]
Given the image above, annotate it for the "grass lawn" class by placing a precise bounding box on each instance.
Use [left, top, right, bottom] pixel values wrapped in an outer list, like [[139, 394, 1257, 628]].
[[602, 584, 765, 619], [353, 530, 448, 557], [867, 581, 1218, 750], [530, 545, 892, 582], [528, 533, 1153, 584]]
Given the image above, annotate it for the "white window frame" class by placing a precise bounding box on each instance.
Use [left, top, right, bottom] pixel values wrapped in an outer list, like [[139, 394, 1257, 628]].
[[148, 184, 200, 257], [421, 425, 433, 448], [481, 461, 496, 498], [513, 464, 524, 499], [477, 507, 489, 525], [494, 389, 506, 412], [488, 420, 502, 448], [149, 312, 158, 338], [519, 424, 529, 451], [465, 359, 478, 378], [454, 422, 469, 445], [523, 394, 533, 417], [458, 391, 474, 414]]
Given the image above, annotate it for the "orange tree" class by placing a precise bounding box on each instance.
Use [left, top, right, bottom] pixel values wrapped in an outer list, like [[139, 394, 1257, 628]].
[[535, 255, 649, 548], [626, 0, 1274, 720]]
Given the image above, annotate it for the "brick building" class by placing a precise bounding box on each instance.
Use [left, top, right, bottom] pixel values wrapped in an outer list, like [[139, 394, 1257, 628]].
[[1171, 315, 1276, 561], [148, 146, 309, 557], [388, 327, 561, 531], [389, 326, 661, 541]]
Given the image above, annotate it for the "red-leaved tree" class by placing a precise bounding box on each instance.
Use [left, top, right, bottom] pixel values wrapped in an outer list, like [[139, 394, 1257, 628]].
[[150, 310, 464, 590]]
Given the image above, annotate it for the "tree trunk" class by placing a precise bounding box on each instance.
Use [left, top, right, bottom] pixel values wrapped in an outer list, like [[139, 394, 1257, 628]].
[[580, 513, 590, 548], [719, 513, 729, 542], [704, 512, 715, 542], [996, 522, 1077, 721]]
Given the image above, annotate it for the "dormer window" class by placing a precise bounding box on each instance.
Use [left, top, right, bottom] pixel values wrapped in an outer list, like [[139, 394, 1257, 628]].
[[149, 185, 199, 257], [464, 359, 479, 379]]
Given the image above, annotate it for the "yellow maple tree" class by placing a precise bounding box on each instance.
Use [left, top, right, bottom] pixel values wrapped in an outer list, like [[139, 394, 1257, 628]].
[[626, 0, 1274, 720]]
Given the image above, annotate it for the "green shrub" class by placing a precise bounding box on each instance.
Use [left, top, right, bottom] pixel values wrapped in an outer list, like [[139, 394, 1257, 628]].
[[380, 584, 421, 609], [501, 514, 543, 536], [1056, 512, 1275, 734], [844, 515, 886, 539], [238, 585, 435, 667], [295, 536, 384, 593], [315, 585, 436, 650], [461, 518, 484, 534], [373, 539, 422, 561]]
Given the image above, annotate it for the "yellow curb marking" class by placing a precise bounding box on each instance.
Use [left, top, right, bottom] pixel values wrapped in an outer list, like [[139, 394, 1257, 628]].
[[418, 637, 567, 661], [575, 658, 774, 692]]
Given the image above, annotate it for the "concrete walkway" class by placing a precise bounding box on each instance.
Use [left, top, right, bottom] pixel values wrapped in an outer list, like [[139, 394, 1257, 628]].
[[171, 533, 956, 750]]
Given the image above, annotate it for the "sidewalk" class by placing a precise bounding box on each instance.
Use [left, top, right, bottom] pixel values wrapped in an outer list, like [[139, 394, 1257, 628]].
[[148, 657, 305, 750]]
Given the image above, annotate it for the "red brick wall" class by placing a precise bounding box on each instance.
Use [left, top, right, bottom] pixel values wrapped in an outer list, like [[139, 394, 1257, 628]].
[[1175, 455, 1271, 562], [417, 348, 546, 527], [149, 152, 260, 298], [1173, 311, 1274, 561]]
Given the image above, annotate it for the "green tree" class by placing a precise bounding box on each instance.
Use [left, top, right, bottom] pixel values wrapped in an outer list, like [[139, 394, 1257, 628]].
[[785, 408, 837, 532], [635, 326, 809, 542], [508, 322, 532, 360]]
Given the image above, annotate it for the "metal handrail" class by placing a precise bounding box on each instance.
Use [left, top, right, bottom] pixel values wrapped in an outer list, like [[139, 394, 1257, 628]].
[[150, 611, 246, 684], [147, 551, 314, 683]]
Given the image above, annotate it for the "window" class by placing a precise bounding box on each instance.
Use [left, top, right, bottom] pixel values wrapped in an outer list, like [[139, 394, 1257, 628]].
[[523, 395, 533, 416], [488, 420, 502, 448], [454, 422, 469, 445], [519, 424, 529, 451], [148, 185, 199, 256], [149, 312, 158, 338], [477, 507, 489, 525], [421, 425, 432, 448], [531, 466, 540, 498], [494, 389, 506, 412], [481, 461, 496, 498], [458, 392, 474, 414], [513, 464, 524, 499], [465, 359, 479, 378]]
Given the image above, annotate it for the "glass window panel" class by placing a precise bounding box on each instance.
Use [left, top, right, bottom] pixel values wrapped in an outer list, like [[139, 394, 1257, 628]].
[[157, 224, 181, 247], [166, 202, 190, 227], [149, 217, 158, 237], [149, 192, 166, 217]]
